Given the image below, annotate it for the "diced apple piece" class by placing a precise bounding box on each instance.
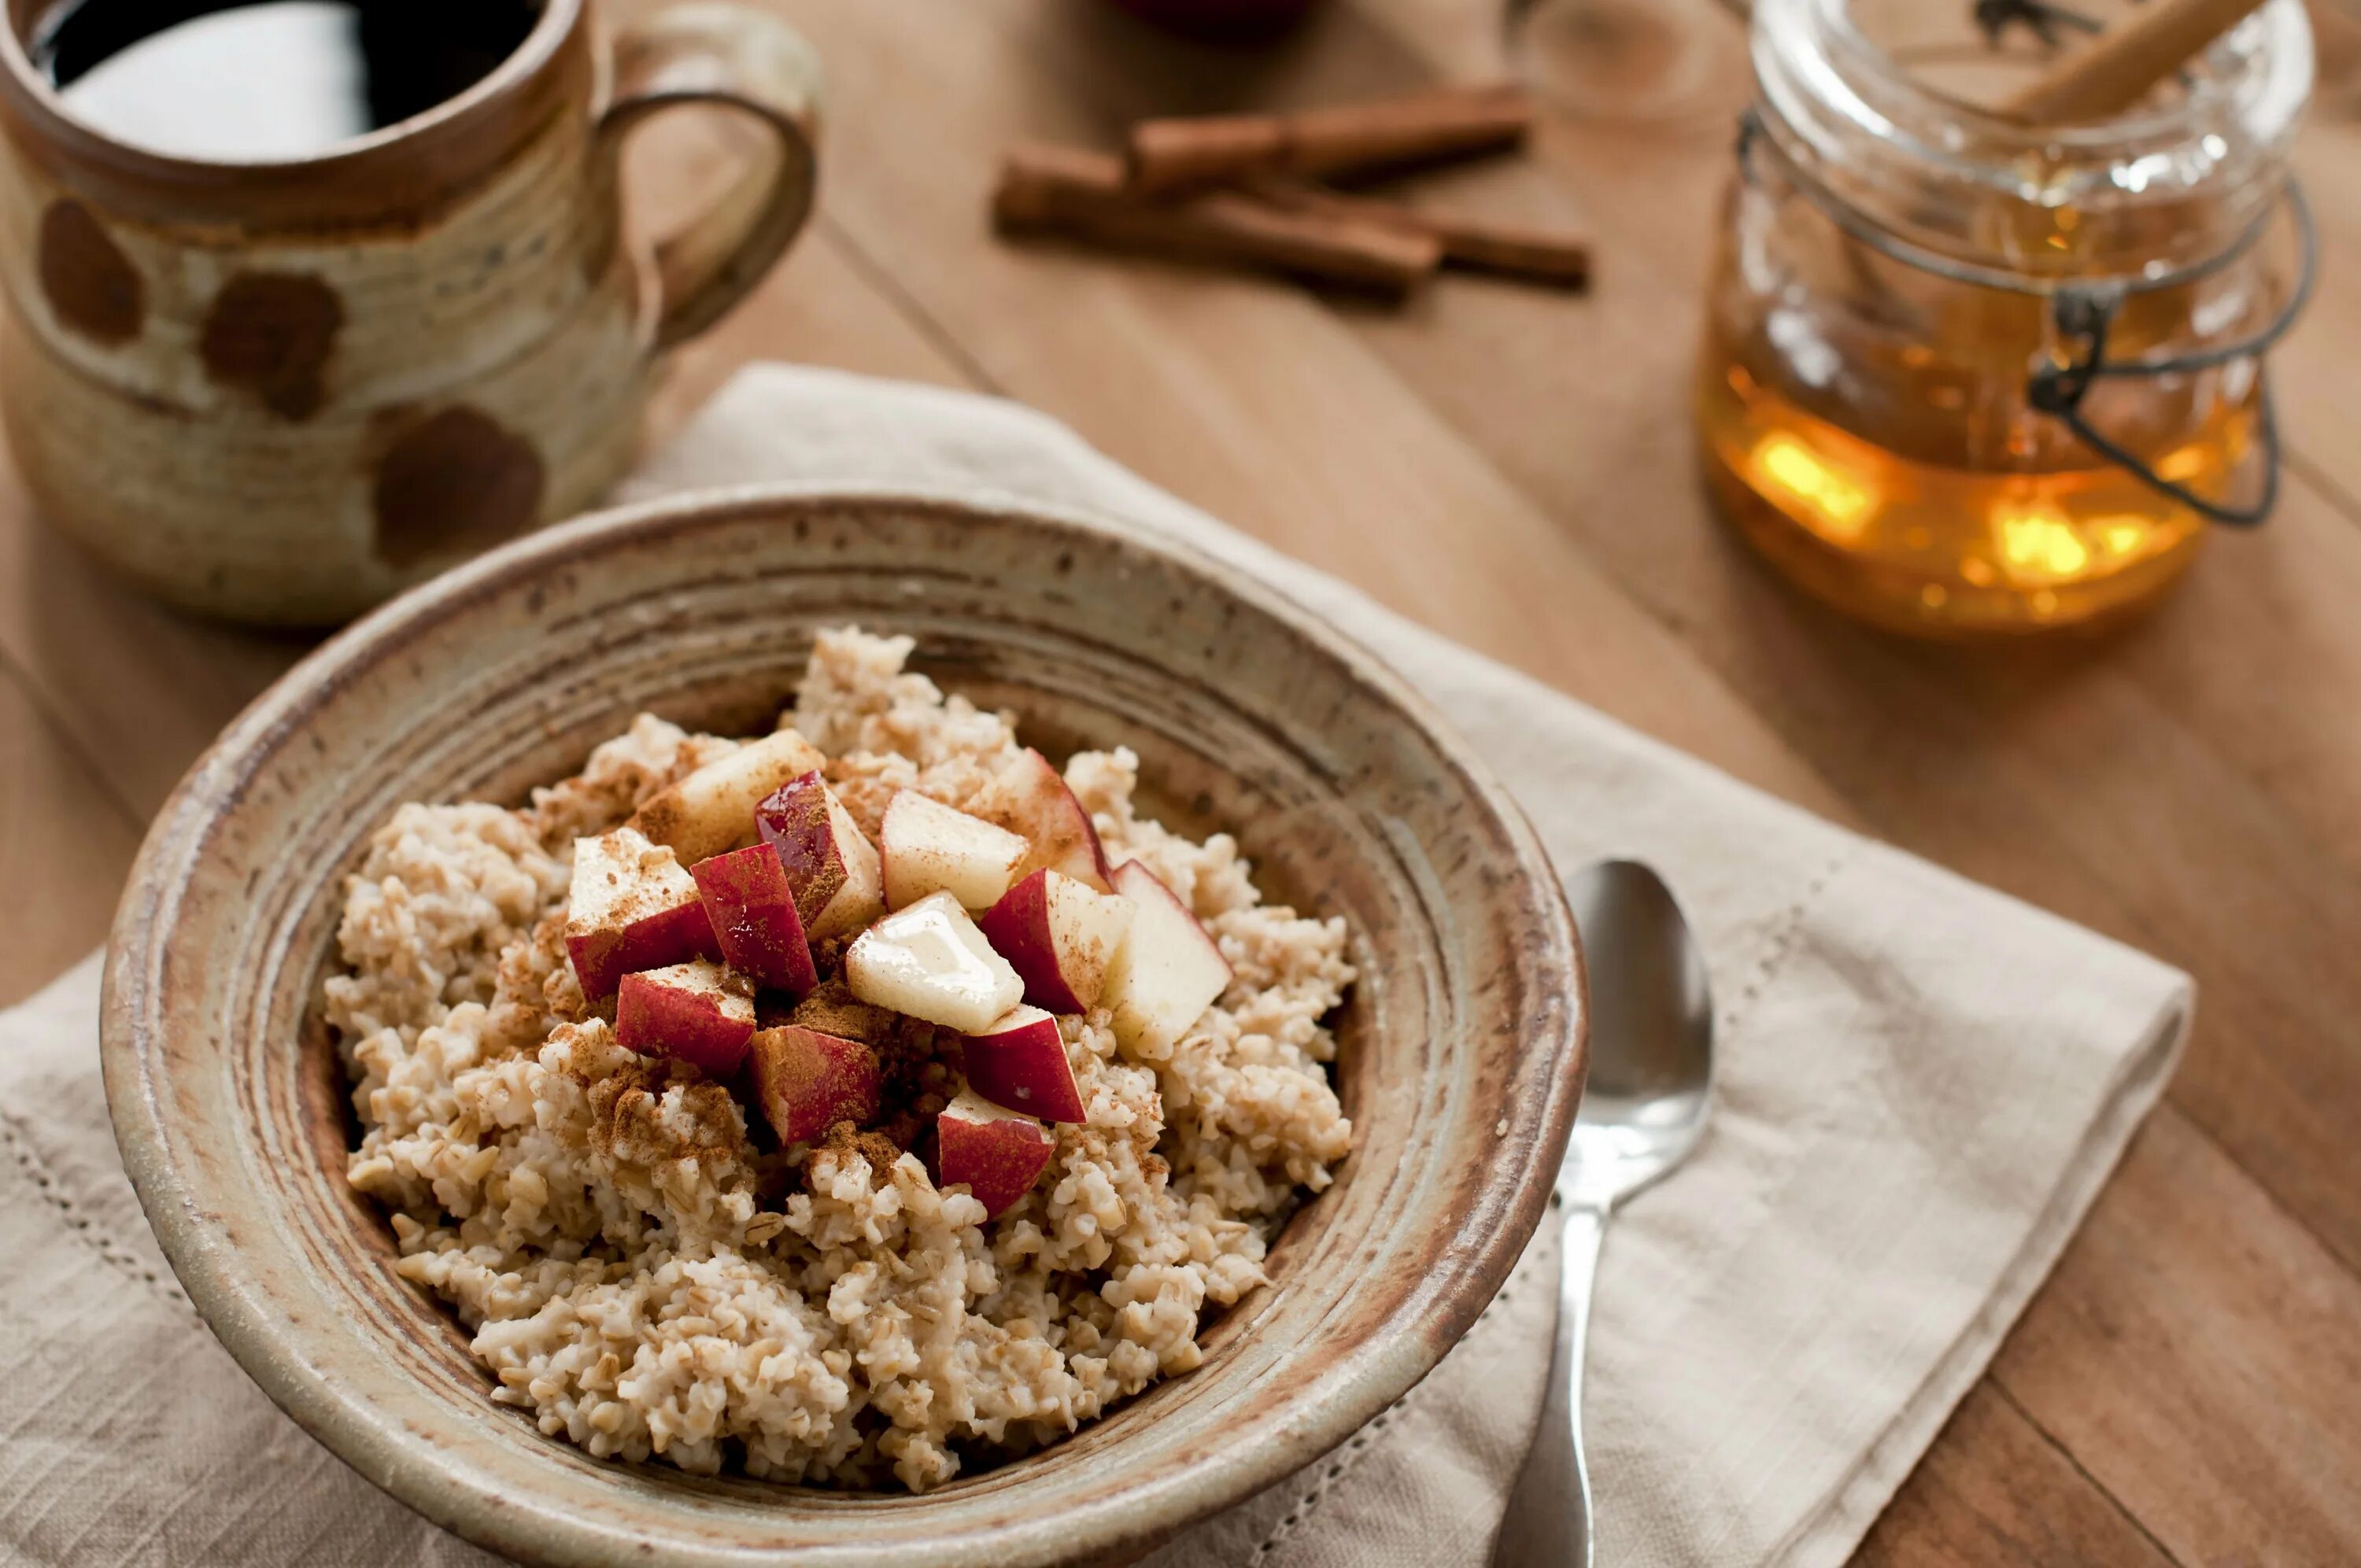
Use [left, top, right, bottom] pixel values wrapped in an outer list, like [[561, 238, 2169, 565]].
[[974, 748, 1114, 893], [845, 891, 1024, 1033], [747, 1024, 882, 1144], [878, 790, 1029, 910], [961, 1005, 1086, 1123], [631, 729, 827, 865], [615, 960, 756, 1075], [755, 771, 885, 939], [565, 827, 719, 999], [977, 869, 1136, 1013], [1102, 861, 1233, 1055], [935, 1088, 1056, 1218], [691, 843, 818, 994]]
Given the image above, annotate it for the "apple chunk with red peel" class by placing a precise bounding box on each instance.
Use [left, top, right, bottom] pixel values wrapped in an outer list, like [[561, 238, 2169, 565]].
[[631, 729, 827, 865], [961, 1005, 1086, 1123], [879, 790, 1029, 911], [691, 843, 818, 994], [934, 1089, 1056, 1218], [1103, 861, 1233, 1055], [755, 771, 884, 940], [747, 1024, 882, 1144], [566, 827, 719, 999], [977, 869, 1136, 1013], [845, 890, 1024, 1033], [615, 960, 756, 1075], [974, 748, 1114, 893]]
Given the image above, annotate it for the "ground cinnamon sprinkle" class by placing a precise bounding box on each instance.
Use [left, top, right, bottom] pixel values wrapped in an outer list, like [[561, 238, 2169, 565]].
[[577, 1045, 744, 1168], [806, 1120, 906, 1185], [790, 976, 895, 1042]]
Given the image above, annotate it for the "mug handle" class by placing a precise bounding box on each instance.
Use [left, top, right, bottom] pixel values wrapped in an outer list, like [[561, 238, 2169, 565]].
[[597, 4, 822, 353]]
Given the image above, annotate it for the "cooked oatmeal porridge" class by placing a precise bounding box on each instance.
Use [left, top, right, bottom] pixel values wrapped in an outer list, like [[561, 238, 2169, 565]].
[[327, 627, 1355, 1491]]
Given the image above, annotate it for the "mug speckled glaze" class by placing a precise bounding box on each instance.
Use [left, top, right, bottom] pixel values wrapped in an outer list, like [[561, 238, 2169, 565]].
[[103, 490, 1587, 1566], [0, 0, 819, 625]]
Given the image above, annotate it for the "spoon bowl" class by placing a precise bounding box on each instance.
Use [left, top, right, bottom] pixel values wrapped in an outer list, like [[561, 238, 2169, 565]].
[[1561, 860, 1714, 1212], [1496, 858, 1715, 1565]]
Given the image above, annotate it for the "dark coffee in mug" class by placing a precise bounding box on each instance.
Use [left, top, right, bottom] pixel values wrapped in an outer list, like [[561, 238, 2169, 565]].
[[31, 0, 541, 160]]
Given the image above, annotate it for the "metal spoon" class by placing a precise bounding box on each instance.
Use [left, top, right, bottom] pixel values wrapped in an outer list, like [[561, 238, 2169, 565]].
[[1494, 859, 1716, 1566]]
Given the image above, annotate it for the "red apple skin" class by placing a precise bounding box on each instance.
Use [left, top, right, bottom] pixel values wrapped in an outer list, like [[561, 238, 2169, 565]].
[[566, 898, 719, 1002], [756, 771, 883, 938], [977, 750, 1114, 894], [977, 869, 1132, 1013], [748, 1025, 883, 1145], [756, 771, 844, 919], [615, 964, 757, 1075], [977, 870, 1070, 1009], [934, 1090, 1057, 1218], [961, 1006, 1086, 1123], [691, 844, 819, 994]]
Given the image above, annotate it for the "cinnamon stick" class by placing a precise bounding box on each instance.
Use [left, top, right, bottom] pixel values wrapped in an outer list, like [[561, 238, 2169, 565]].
[[992, 143, 1443, 295], [1245, 177, 1591, 288], [1999, 0, 2273, 123], [1125, 84, 1534, 195]]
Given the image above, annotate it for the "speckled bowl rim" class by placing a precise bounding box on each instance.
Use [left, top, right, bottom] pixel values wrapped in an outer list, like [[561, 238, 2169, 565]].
[[102, 485, 1586, 1567]]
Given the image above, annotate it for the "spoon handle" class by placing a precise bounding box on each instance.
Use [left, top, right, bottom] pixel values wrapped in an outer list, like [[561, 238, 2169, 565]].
[[1492, 1201, 1607, 1566]]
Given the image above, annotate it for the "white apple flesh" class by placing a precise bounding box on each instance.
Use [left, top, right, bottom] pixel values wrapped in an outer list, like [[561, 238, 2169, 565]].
[[631, 729, 827, 865], [747, 1024, 883, 1144], [844, 890, 1024, 1033], [615, 959, 757, 1075], [755, 771, 885, 940], [1102, 860, 1233, 1055], [565, 827, 720, 999], [934, 1088, 1056, 1218], [878, 790, 1029, 911], [690, 843, 818, 994], [974, 748, 1114, 893], [976, 869, 1136, 1013], [960, 1005, 1086, 1123]]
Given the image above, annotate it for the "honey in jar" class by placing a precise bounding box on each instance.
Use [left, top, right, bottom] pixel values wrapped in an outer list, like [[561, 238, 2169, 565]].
[[1698, 0, 2313, 636]]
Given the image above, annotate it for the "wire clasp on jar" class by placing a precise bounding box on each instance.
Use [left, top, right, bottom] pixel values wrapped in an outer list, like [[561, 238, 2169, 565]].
[[1735, 110, 2315, 528]]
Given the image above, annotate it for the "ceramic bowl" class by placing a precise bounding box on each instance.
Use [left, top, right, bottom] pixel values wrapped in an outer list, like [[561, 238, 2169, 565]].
[[102, 489, 1585, 1566]]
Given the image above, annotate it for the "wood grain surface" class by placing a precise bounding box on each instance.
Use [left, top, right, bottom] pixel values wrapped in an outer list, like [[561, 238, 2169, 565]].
[[4, 0, 2356, 1561]]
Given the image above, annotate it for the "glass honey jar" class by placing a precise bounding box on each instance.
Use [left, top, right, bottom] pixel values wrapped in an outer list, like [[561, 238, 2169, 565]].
[[1697, 0, 2315, 636]]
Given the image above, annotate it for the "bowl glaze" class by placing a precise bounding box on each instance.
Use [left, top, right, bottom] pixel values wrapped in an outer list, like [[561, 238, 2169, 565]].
[[102, 489, 1584, 1566]]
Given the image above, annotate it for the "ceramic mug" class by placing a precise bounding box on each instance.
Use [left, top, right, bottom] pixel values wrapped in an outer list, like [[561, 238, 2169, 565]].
[[0, 0, 820, 625]]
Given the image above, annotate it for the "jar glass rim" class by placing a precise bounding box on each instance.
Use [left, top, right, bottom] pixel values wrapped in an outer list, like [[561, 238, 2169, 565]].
[[1755, 0, 2312, 210]]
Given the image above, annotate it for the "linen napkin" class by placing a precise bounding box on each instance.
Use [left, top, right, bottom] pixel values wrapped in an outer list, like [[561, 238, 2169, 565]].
[[0, 365, 2190, 1568]]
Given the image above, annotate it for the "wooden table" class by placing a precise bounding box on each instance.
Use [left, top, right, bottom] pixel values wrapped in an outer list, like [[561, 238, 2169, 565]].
[[6, 1, 2359, 1561]]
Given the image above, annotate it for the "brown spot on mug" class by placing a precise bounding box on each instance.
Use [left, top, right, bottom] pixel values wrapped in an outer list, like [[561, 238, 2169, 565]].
[[38, 197, 142, 343], [200, 272, 348, 423], [373, 406, 549, 570], [0, 1, 822, 625]]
